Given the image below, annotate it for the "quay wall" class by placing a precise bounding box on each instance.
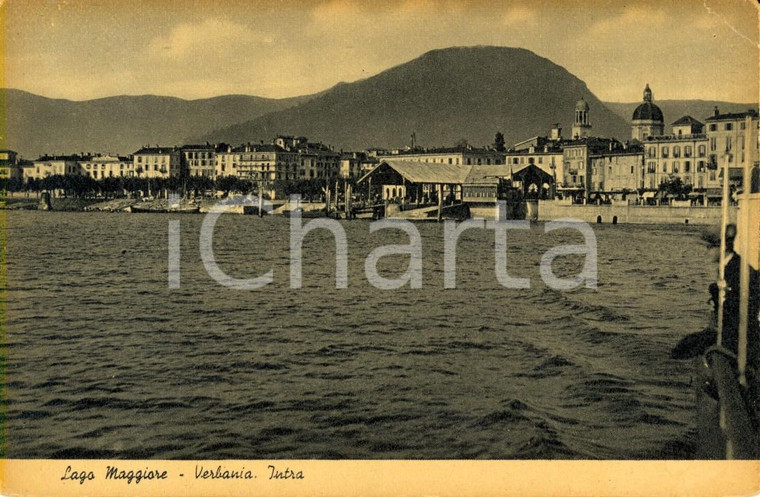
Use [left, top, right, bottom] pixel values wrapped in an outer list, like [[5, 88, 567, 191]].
[[537, 200, 737, 226]]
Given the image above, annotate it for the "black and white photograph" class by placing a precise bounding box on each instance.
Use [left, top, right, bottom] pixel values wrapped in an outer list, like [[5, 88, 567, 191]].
[[1, 0, 759, 490]]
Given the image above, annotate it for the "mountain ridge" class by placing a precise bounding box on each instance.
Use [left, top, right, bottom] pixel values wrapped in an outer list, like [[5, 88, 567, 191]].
[[193, 46, 632, 149], [4, 46, 756, 158], [1, 89, 319, 158]]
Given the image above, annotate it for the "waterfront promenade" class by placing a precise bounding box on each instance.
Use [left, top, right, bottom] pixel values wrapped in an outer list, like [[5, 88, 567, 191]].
[[536, 200, 738, 226]]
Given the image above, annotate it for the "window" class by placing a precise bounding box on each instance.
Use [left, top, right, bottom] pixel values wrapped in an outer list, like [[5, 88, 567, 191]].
[[740, 122, 746, 130], [662, 146, 669, 158], [648, 146, 656, 158], [726, 137, 733, 152], [710, 138, 717, 151], [698, 144, 706, 157], [684, 145, 692, 157], [631, 166, 634, 174], [673, 162, 679, 173], [709, 124, 717, 131], [725, 123, 733, 131], [673, 146, 681, 158], [684, 161, 690, 173]]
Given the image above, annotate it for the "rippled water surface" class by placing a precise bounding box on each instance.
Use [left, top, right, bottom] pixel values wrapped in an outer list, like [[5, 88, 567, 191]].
[[4, 211, 715, 459]]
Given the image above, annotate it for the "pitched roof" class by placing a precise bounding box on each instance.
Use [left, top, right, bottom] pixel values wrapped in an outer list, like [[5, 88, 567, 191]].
[[705, 109, 759, 121], [464, 165, 512, 184], [134, 147, 178, 155], [231, 144, 284, 153], [181, 144, 216, 151], [359, 160, 473, 185], [511, 164, 554, 182], [672, 115, 703, 126]]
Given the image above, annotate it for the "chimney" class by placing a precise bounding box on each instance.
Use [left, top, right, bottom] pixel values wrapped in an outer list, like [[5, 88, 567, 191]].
[[551, 124, 562, 140], [714, 106, 719, 117]]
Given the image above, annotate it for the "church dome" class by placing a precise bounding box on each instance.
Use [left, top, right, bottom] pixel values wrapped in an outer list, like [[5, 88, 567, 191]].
[[632, 84, 663, 122], [575, 98, 589, 111], [632, 102, 663, 122]]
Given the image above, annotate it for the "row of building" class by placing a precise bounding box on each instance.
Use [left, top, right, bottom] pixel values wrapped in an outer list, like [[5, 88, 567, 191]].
[[0, 136, 367, 184], [2, 85, 758, 203]]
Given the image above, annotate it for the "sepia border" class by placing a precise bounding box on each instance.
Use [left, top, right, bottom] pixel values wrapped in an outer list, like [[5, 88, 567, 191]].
[[2, 0, 760, 496]]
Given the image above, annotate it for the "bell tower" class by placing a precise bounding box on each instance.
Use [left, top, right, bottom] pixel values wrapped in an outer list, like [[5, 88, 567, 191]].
[[572, 98, 591, 139]]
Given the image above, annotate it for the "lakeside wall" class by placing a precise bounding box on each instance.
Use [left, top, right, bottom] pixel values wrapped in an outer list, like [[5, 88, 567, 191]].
[[536, 200, 737, 226]]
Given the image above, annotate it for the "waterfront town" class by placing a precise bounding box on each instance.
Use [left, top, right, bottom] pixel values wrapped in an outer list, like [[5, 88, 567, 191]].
[[2, 85, 759, 223]]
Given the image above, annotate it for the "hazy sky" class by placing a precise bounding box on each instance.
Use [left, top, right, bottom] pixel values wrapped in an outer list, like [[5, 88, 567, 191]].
[[4, 0, 759, 103]]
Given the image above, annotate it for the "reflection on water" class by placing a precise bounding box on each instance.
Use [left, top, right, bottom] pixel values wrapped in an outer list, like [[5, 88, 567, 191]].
[[4, 211, 714, 459]]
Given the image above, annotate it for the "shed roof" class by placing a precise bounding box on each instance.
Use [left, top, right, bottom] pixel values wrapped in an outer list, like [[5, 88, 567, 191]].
[[464, 165, 512, 184], [359, 160, 473, 185]]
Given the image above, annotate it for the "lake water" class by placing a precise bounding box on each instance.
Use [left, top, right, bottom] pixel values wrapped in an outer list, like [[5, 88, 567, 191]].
[[3, 210, 715, 459]]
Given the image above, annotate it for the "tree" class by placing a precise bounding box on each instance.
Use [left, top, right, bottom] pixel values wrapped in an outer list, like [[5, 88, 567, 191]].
[[658, 177, 692, 199], [215, 175, 241, 196], [494, 132, 506, 152], [5, 177, 23, 193]]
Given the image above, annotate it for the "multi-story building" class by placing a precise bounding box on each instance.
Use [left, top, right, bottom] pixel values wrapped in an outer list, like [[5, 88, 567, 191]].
[[704, 107, 759, 187], [504, 146, 564, 180], [0, 150, 21, 180], [78, 155, 134, 179], [642, 116, 711, 190], [181, 144, 216, 177], [589, 150, 642, 193], [296, 142, 340, 180], [340, 152, 378, 179], [561, 138, 624, 199], [382, 146, 504, 167], [132, 147, 182, 178], [235, 143, 300, 182], [214, 145, 242, 178], [27, 155, 85, 180]]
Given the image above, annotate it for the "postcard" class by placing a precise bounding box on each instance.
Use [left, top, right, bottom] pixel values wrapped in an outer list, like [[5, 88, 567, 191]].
[[1, 0, 759, 495]]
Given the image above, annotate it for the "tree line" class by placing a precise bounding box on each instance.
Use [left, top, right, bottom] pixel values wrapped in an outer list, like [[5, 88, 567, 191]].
[[2, 174, 359, 201]]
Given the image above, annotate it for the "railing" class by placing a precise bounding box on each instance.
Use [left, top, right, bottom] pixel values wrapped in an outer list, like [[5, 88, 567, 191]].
[[706, 348, 760, 458]]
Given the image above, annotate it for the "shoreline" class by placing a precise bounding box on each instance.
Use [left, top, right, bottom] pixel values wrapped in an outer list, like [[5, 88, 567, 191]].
[[1, 194, 737, 226]]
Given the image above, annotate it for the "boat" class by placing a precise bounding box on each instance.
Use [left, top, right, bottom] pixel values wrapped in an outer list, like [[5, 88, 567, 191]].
[[688, 128, 760, 459], [280, 207, 327, 218], [128, 202, 200, 213]]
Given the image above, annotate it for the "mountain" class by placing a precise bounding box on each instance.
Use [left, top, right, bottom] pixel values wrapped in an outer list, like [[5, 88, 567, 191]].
[[196, 46, 632, 150], [604, 100, 758, 133], [1, 89, 315, 158]]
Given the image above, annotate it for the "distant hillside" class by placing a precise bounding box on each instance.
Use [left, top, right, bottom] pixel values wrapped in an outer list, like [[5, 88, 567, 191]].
[[604, 100, 758, 134], [1, 89, 315, 158], [196, 46, 632, 150]]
